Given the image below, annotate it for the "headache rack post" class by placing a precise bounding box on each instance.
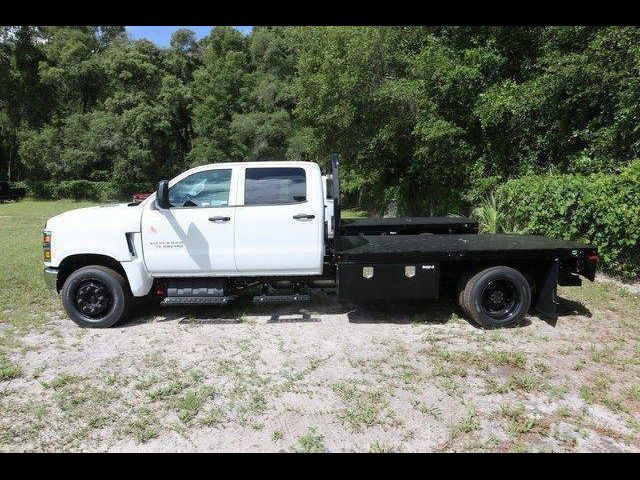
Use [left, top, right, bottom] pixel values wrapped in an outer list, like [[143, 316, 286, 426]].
[[331, 153, 342, 256]]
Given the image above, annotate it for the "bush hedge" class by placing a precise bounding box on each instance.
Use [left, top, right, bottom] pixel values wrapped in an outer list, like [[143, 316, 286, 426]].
[[497, 161, 640, 279], [15, 180, 152, 202], [16, 180, 112, 201]]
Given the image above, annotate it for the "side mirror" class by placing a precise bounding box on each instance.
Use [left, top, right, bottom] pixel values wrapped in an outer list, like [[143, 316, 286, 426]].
[[156, 180, 170, 209]]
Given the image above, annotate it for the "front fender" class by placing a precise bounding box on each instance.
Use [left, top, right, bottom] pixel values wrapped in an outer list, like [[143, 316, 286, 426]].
[[52, 235, 153, 298]]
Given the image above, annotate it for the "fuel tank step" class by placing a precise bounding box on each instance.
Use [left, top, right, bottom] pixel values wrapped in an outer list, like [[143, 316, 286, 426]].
[[166, 278, 225, 297], [161, 296, 233, 306]]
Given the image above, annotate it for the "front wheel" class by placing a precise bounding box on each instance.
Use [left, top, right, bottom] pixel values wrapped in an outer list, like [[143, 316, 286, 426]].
[[460, 266, 531, 328], [61, 265, 130, 328]]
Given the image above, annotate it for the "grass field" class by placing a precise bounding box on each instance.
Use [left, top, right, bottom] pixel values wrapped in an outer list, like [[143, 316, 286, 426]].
[[1, 200, 639, 452], [341, 208, 368, 219], [0, 200, 97, 333]]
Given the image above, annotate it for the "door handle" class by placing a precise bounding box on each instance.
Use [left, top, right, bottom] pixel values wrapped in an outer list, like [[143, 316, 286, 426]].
[[293, 213, 315, 220], [209, 216, 230, 222]]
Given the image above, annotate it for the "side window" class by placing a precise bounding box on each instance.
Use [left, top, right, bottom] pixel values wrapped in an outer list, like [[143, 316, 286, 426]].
[[244, 168, 306, 206], [168, 169, 231, 208]]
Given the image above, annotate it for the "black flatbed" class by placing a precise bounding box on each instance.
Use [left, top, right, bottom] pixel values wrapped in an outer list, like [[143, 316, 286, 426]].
[[340, 216, 478, 235], [338, 233, 595, 262], [328, 154, 597, 319]]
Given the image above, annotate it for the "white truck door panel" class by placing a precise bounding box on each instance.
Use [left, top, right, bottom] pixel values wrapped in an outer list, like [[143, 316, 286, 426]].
[[141, 168, 237, 275], [234, 166, 323, 274]]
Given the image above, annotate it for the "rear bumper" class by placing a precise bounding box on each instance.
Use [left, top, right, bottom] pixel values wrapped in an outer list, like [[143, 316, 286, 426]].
[[43, 267, 58, 292]]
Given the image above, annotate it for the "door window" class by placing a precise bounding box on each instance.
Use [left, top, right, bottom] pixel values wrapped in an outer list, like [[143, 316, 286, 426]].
[[244, 167, 306, 205], [168, 169, 232, 208]]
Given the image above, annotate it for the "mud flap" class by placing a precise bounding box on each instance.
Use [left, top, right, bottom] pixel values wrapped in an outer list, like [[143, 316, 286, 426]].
[[533, 258, 559, 321]]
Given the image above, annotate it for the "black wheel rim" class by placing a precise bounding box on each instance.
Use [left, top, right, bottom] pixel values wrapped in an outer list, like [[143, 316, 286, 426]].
[[74, 278, 113, 319], [480, 278, 519, 321]]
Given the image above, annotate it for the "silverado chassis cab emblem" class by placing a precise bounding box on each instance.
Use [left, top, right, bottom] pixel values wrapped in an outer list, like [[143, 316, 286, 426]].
[[148, 241, 184, 249]]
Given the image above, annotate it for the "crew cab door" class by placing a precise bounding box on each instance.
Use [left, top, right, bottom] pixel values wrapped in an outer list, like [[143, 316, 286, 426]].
[[141, 167, 237, 275], [234, 165, 324, 275]]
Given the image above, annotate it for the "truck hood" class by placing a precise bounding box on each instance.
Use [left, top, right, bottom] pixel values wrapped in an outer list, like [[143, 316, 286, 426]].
[[47, 203, 142, 233]]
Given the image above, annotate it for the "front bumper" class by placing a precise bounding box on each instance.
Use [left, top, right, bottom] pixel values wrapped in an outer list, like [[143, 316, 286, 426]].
[[43, 267, 58, 292]]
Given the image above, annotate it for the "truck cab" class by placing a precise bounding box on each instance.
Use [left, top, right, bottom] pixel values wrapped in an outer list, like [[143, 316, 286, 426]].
[[44, 161, 330, 326], [141, 161, 325, 277]]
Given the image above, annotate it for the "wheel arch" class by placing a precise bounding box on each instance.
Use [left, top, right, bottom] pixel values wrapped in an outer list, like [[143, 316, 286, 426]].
[[56, 254, 130, 294], [448, 260, 538, 294]]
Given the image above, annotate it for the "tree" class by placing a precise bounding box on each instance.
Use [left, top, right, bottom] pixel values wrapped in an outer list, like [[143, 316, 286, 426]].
[[2, 25, 640, 215], [189, 26, 251, 165], [0, 26, 52, 180]]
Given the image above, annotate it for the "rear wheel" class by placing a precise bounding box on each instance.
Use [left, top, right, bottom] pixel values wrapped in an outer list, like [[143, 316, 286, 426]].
[[61, 265, 130, 328], [456, 272, 472, 317], [461, 266, 531, 328]]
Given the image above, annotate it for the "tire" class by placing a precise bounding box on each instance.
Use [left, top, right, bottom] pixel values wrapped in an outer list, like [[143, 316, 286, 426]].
[[456, 272, 472, 317], [461, 266, 531, 329], [61, 265, 130, 328]]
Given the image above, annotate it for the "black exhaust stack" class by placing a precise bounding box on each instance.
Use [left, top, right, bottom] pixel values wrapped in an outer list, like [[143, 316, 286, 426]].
[[331, 153, 341, 255]]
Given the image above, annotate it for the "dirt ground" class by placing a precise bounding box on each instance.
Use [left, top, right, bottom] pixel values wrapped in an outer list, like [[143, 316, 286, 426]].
[[1, 278, 640, 452]]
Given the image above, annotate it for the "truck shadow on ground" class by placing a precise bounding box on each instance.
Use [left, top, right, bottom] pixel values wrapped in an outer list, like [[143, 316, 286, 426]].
[[123, 290, 591, 329], [345, 298, 468, 325], [556, 296, 592, 318]]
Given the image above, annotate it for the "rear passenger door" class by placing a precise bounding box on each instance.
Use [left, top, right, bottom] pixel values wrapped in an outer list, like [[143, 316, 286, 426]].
[[234, 166, 323, 275]]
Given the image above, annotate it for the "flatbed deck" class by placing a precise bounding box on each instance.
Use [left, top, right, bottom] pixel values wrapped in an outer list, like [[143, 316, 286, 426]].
[[338, 233, 595, 262]]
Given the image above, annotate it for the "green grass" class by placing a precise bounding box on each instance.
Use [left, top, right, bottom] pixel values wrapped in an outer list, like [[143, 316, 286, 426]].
[[175, 390, 205, 423], [122, 407, 158, 443], [341, 208, 368, 219], [0, 353, 21, 380], [448, 408, 481, 443], [499, 404, 540, 436], [331, 381, 392, 431], [369, 440, 396, 453], [148, 380, 187, 400], [0, 200, 98, 333], [44, 372, 82, 390], [296, 427, 326, 453]]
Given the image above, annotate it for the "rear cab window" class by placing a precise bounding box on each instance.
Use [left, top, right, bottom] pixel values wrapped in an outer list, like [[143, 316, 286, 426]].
[[244, 167, 306, 206]]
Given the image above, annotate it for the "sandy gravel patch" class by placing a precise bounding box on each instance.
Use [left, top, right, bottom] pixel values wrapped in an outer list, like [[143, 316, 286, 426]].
[[1, 282, 639, 452]]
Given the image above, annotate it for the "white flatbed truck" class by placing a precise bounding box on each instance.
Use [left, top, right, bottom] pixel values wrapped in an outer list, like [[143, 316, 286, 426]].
[[43, 155, 598, 328]]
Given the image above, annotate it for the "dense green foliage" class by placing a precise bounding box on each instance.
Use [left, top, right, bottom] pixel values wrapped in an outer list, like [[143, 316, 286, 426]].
[[15, 179, 111, 200], [2, 26, 639, 276], [497, 162, 640, 278], [471, 194, 515, 235]]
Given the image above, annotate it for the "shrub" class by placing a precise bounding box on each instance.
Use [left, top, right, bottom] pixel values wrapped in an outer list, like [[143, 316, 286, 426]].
[[14, 180, 55, 199], [14, 178, 156, 202], [15, 180, 113, 201], [495, 161, 640, 279], [56, 180, 109, 200], [472, 193, 507, 234]]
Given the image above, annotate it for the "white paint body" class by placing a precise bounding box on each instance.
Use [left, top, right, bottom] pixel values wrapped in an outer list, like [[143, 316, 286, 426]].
[[44, 161, 329, 297]]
